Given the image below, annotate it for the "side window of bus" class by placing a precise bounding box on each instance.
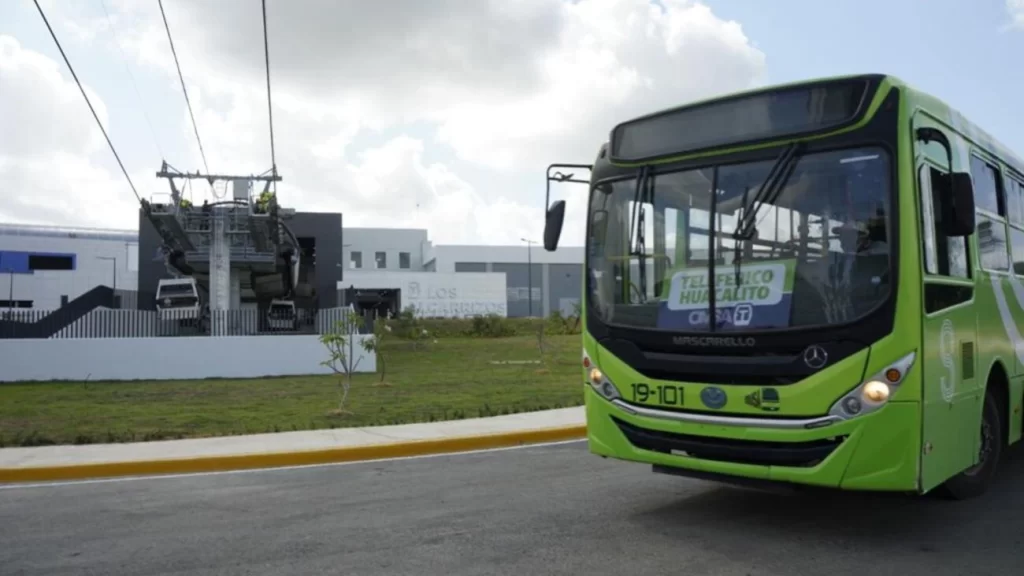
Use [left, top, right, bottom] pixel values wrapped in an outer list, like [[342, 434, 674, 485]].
[[970, 155, 1004, 217], [1006, 177, 1024, 275], [977, 215, 1010, 272], [919, 165, 969, 278], [970, 155, 1010, 272]]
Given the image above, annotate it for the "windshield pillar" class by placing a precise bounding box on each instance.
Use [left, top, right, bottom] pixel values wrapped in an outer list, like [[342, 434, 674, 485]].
[[654, 202, 666, 297], [707, 166, 720, 332]]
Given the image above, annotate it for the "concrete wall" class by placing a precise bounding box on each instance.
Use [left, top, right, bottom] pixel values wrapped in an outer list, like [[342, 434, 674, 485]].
[[342, 228, 430, 273], [0, 223, 138, 310], [289, 212, 344, 308], [338, 271, 507, 317], [0, 335, 376, 382], [433, 244, 584, 273], [451, 261, 584, 318], [491, 263, 543, 318], [548, 263, 583, 317]]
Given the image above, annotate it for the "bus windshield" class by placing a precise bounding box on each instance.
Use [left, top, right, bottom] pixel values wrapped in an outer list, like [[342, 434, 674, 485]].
[[586, 146, 892, 332]]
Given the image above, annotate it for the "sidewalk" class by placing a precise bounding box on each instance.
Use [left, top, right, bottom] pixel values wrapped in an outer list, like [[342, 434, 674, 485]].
[[0, 407, 586, 483]]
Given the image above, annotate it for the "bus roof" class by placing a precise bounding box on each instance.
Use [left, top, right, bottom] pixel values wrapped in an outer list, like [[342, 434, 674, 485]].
[[623, 73, 1024, 176], [893, 76, 1024, 175]]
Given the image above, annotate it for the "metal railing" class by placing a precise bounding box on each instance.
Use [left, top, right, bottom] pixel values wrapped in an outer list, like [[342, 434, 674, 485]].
[[0, 306, 365, 339]]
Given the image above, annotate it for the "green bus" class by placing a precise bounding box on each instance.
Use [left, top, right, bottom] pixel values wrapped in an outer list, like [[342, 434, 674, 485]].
[[543, 73, 1024, 499]]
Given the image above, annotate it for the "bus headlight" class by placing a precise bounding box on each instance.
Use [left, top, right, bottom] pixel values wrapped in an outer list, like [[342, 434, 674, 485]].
[[829, 351, 915, 420], [862, 380, 890, 403], [583, 353, 621, 401]]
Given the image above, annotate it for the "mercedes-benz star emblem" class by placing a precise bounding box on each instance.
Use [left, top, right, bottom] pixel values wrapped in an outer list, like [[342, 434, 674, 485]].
[[803, 345, 828, 369]]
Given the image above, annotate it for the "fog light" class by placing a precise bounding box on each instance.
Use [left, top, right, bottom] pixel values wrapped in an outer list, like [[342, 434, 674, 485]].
[[862, 381, 890, 403], [842, 397, 862, 415], [601, 381, 616, 398]]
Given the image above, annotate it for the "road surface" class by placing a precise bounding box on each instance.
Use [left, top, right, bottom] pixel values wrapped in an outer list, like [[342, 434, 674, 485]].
[[1, 441, 1022, 575]]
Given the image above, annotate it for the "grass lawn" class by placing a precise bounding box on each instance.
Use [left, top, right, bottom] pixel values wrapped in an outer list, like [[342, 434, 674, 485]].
[[0, 335, 584, 447]]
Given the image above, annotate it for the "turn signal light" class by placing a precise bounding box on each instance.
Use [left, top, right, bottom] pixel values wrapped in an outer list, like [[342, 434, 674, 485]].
[[884, 368, 901, 383]]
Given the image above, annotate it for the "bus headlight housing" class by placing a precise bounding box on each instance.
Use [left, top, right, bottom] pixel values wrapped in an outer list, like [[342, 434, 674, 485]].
[[583, 352, 621, 401], [829, 351, 915, 420]]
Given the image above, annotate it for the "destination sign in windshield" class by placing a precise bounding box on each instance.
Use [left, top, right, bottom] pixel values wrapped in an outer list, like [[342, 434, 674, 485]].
[[609, 77, 874, 163]]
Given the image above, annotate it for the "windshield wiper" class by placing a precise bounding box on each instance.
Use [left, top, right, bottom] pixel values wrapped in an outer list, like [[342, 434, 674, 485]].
[[629, 166, 653, 302], [732, 142, 803, 285]]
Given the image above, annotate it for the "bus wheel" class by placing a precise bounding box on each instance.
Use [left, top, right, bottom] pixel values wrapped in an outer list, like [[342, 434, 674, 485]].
[[938, 388, 1004, 500]]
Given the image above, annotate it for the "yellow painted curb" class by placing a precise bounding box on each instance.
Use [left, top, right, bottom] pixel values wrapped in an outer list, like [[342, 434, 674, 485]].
[[0, 424, 588, 484]]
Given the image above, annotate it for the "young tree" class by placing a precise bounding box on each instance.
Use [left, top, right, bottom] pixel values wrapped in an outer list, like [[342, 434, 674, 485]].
[[319, 308, 374, 414], [361, 316, 392, 386], [570, 300, 583, 333]]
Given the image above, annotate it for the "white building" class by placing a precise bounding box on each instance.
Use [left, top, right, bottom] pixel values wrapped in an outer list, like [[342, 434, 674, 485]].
[[1, 223, 583, 317], [341, 228, 583, 318], [0, 223, 139, 311]]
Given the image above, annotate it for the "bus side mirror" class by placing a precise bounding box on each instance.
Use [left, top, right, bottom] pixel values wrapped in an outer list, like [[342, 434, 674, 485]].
[[915, 127, 975, 237], [944, 172, 975, 237], [544, 200, 566, 252]]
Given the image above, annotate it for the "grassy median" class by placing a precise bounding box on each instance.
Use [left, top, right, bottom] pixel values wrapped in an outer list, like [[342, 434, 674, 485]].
[[0, 334, 583, 447]]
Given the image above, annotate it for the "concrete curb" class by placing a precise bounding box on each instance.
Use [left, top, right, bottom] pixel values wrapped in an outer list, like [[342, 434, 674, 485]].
[[0, 424, 588, 484]]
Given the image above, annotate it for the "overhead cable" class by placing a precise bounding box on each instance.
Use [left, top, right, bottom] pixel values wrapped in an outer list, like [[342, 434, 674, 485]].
[[99, 0, 165, 159], [157, 0, 210, 174], [261, 0, 278, 184], [32, 0, 142, 203]]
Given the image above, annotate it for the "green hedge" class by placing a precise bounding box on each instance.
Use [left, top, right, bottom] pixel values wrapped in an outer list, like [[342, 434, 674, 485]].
[[385, 307, 581, 339]]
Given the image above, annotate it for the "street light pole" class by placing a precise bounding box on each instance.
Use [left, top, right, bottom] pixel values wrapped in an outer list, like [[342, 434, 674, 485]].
[[521, 238, 537, 317]]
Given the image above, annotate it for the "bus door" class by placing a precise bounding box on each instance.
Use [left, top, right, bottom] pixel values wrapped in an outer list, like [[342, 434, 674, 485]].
[[914, 121, 979, 492]]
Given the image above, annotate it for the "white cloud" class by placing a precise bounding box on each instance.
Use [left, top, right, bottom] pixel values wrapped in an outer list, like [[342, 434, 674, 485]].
[[3, 0, 765, 247], [1009, 0, 1024, 29], [0, 36, 136, 229], [436, 0, 765, 171], [0, 36, 108, 158]]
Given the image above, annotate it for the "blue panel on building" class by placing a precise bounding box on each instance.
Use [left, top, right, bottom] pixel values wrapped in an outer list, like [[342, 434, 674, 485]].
[[0, 251, 77, 273]]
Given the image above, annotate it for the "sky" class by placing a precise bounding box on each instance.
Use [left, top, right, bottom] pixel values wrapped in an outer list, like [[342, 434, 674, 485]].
[[1, 0, 1022, 247]]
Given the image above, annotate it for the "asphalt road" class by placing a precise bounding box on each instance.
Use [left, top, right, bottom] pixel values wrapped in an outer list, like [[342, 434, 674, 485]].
[[2, 441, 1023, 576]]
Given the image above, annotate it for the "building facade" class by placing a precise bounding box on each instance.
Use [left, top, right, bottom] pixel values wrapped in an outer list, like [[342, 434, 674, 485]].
[[0, 221, 583, 318], [341, 228, 583, 317], [0, 223, 139, 310]]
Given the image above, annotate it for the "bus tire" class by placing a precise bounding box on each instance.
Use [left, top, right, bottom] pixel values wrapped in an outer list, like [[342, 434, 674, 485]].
[[937, 388, 1004, 500]]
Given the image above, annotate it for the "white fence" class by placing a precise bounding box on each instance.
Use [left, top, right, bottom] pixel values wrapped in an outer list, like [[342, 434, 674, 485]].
[[0, 334, 376, 382], [0, 307, 364, 339]]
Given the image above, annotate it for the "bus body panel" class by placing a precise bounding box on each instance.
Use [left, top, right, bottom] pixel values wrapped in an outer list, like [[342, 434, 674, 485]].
[[584, 386, 921, 491], [907, 97, 1024, 491]]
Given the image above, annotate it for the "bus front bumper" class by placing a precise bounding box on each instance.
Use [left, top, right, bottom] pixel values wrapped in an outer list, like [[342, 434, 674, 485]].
[[585, 386, 921, 492]]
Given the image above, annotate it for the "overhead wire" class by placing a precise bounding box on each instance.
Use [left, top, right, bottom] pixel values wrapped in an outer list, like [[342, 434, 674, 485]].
[[261, 0, 278, 192], [157, 0, 210, 175], [98, 0, 165, 160], [32, 0, 142, 203]]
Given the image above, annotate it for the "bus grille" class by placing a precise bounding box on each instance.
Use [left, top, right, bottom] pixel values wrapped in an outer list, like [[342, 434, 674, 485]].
[[612, 417, 846, 468]]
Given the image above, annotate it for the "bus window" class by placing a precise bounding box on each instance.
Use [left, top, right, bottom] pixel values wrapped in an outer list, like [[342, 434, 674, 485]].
[[919, 165, 969, 279], [1007, 178, 1024, 275], [977, 215, 1010, 272], [971, 155, 1004, 217]]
